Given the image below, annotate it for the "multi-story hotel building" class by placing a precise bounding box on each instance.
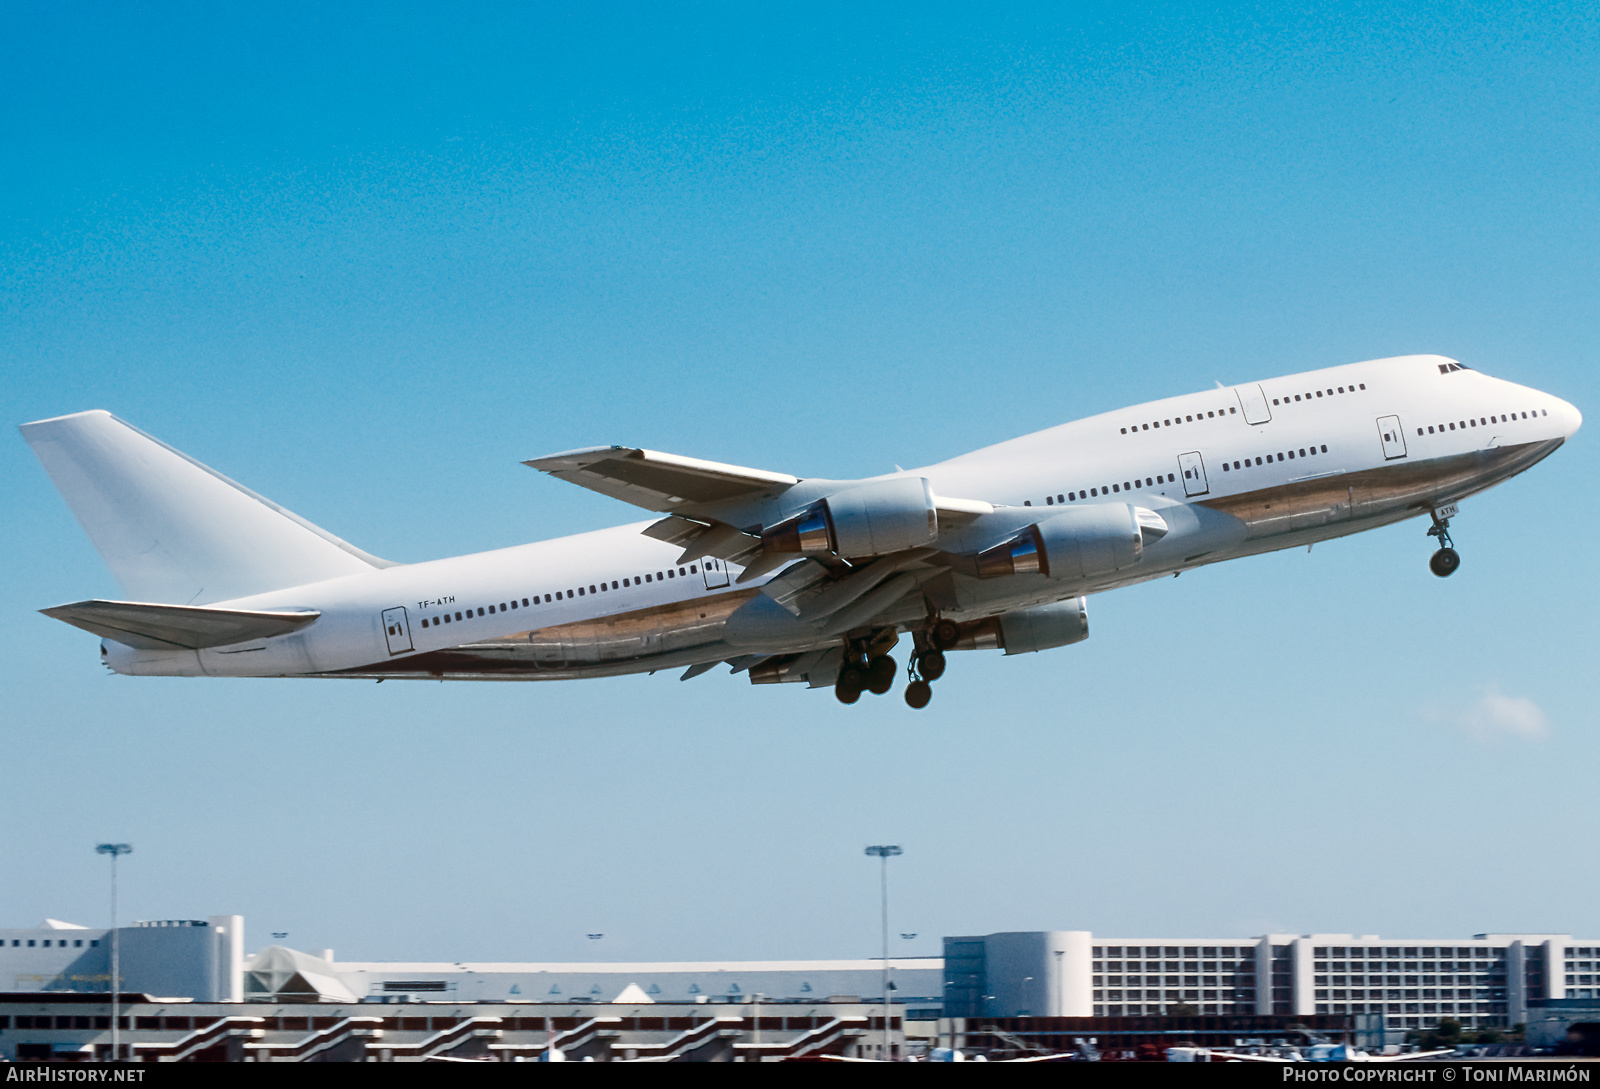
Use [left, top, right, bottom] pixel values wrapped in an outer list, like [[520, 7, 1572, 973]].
[[944, 931, 1599, 1030]]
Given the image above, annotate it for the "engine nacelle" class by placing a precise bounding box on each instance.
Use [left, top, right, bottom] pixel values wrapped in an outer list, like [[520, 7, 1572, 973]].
[[998, 598, 1090, 654], [761, 477, 938, 558], [974, 504, 1164, 581], [947, 598, 1090, 655]]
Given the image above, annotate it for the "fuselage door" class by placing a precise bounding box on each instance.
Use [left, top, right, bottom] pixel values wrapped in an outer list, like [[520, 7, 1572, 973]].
[[1376, 415, 1408, 460], [1235, 384, 1272, 425], [1178, 451, 1209, 497], [381, 607, 413, 655], [702, 557, 731, 589]]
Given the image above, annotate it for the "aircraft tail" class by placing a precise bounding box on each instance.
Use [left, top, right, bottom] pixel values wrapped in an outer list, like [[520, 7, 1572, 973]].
[[20, 410, 393, 605]]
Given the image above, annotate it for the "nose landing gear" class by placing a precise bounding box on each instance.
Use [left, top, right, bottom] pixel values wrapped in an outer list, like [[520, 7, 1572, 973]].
[[1427, 505, 1461, 578], [1429, 546, 1461, 578]]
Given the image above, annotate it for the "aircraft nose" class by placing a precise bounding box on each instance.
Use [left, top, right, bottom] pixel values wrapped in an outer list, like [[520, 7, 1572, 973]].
[[1554, 396, 1583, 439]]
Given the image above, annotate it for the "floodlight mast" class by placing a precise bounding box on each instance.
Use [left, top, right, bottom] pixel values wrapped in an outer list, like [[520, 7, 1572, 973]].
[[95, 843, 132, 1062], [863, 845, 902, 1025]]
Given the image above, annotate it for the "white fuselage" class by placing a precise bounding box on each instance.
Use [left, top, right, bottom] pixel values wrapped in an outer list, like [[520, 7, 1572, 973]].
[[102, 355, 1580, 681]]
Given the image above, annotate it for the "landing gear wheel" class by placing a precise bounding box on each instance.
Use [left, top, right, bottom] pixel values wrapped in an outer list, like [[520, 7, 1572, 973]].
[[919, 649, 946, 681], [865, 655, 896, 695], [931, 619, 961, 651], [1429, 547, 1461, 578], [836, 665, 865, 704], [904, 680, 932, 709], [1426, 507, 1460, 578]]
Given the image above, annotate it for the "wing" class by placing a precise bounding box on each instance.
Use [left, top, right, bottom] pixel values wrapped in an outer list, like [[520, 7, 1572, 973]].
[[525, 445, 995, 581], [42, 600, 321, 650], [522, 446, 798, 512]]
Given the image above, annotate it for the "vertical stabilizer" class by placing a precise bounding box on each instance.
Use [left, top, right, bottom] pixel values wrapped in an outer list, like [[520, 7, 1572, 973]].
[[20, 411, 391, 605]]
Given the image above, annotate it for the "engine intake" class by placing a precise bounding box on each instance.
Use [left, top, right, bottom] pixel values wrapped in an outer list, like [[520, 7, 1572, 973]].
[[761, 477, 938, 558], [974, 504, 1165, 580]]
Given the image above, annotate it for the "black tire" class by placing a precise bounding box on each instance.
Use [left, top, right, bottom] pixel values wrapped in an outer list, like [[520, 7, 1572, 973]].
[[835, 679, 862, 705], [1430, 547, 1461, 578], [931, 619, 962, 650], [919, 649, 946, 681], [904, 680, 932, 709], [865, 655, 896, 695]]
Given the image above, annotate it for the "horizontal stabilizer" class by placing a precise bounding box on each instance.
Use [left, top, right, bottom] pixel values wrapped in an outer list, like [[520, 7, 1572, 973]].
[[41, 600, 320, 650]]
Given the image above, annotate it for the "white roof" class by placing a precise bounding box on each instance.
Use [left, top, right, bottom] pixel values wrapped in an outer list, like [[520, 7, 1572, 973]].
[[334, 957, 939, 974]]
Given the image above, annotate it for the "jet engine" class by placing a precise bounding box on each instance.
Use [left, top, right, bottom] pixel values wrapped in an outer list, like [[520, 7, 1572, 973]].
[[944, 598, 1090, 655], [973, 504, 1166, 581], [761, 477, 938, 558]]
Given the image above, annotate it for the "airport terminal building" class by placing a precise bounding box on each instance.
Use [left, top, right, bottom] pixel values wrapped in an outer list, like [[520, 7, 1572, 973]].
[[1, 917, 243, 1002], [5, 915, 1596, 1040]]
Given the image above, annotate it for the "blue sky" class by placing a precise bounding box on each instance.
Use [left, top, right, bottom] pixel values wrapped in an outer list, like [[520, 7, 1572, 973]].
[[3, 2, 1596, 963]]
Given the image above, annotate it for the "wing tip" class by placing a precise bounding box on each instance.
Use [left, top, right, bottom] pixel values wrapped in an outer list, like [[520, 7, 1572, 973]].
[[523, 445, 633, 470], [18, 409, 116, 436]]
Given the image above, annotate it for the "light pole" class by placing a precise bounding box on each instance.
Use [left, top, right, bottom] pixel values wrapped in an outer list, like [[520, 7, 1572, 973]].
[[863, 845, 902, 1026], [1054, 949, 1064, 1017], [95, 843, 132, 1062]]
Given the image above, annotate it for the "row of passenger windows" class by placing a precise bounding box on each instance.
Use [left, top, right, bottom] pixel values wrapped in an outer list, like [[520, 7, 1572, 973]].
[[1271, 383, 1366, 406], [1121, 406, 1236, 435], [6, 938, 96, 947], [1418, 409, 1546, 436], [1022, 443, 1330, 507], [418, 565, 703, 630], [1220, 444, 1328, 470], [1117, 382, 1370, 437], [1025, 475, 1178, 506]]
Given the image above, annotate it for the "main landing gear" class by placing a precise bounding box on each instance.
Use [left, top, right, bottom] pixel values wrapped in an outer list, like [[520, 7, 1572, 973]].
[[834, 630, 900, 705], [832, 619, 962, 710], [834, 653, 895, 704], [1427, 506, 1462, 578], [903, 619, 960, 710]]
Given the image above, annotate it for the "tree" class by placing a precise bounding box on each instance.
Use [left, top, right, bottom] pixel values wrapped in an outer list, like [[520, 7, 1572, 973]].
[[1420, 1019, 1462, 1050]]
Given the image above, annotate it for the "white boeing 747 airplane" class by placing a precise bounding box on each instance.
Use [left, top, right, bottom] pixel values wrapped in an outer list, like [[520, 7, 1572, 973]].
[[22, 355, 1580, 708]]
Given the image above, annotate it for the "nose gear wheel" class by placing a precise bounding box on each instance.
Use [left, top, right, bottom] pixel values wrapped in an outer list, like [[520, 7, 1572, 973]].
[[1427, 508, 1461, 578]]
